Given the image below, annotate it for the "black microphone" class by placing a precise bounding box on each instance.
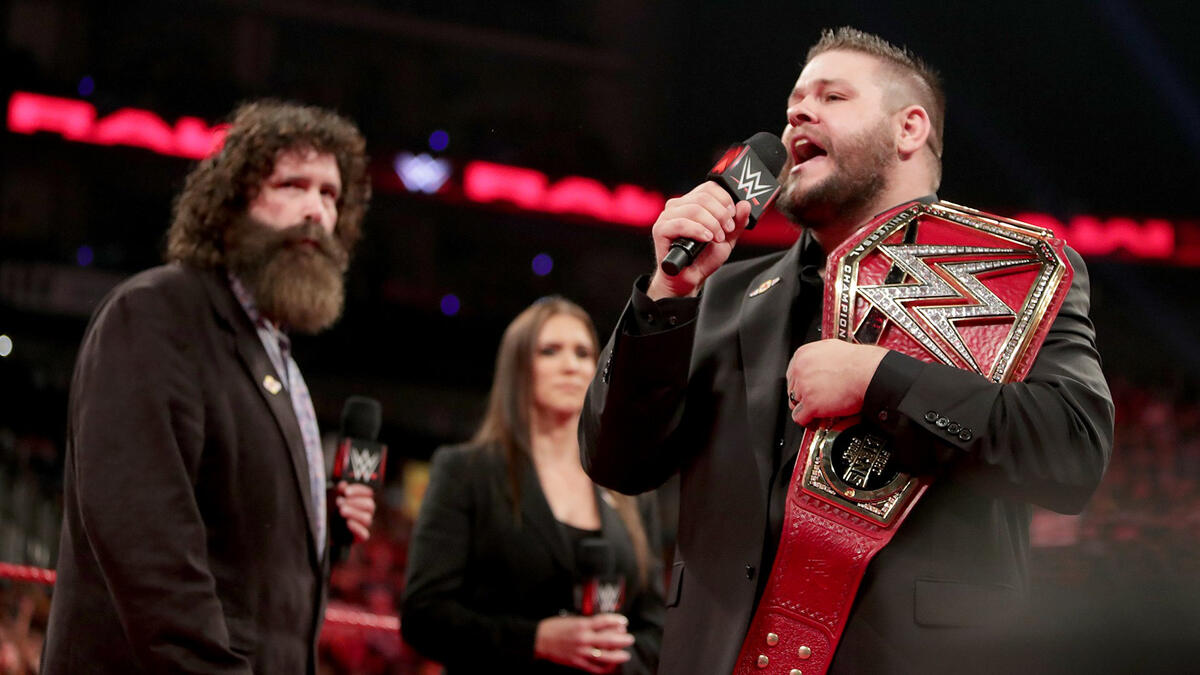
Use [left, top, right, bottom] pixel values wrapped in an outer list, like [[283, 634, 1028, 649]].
[[331, 396, 387, 489], [574, 538, 625, 615], [329, 396, 387, 562], [660, 131, 788, 276]]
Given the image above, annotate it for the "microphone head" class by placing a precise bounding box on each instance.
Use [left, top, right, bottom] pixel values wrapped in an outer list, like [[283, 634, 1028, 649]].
[[340, 396, 382, 441], [743, 131, 787, 177], [663, 131, 788, 277], [576, 537, 616, 577], [574, 537, 623, 615]]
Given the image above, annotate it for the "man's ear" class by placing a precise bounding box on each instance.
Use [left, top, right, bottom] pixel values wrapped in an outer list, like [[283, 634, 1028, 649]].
[[895, 105, 931, 157]]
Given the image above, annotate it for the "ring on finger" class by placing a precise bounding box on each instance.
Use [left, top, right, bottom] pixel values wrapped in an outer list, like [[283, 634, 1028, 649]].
[[590, 648, 603, 659], [788, 390, 799, 406]]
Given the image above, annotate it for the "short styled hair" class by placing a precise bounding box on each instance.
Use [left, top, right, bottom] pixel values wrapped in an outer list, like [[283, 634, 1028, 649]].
[[807, 27, 945, 162], [166, 100, 370, 267]]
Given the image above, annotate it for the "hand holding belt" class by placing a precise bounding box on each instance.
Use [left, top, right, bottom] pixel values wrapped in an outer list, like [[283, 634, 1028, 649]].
[[733, 201, 1074, 675]]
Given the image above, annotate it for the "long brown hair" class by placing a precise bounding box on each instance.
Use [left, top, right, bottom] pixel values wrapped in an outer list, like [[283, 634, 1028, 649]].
[[472, 297, 653, 587], [165, 100, 371, 267]]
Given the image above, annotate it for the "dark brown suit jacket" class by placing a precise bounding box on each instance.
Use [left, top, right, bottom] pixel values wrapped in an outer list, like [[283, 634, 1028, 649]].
[[43, 263, 329, 674]]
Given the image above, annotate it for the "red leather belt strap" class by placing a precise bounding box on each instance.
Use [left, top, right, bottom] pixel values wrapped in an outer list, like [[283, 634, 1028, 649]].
[[733, 201, 1073, 674]]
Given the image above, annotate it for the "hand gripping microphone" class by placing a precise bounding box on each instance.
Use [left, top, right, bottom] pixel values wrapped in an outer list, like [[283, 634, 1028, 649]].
[[660, 131, 788, 276], [331, 396, 387, 489], [329, 396, 386, 562], [574, 538, 625, 616]]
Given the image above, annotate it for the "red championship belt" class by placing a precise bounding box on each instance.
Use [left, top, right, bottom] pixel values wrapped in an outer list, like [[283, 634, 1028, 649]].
[[733, 201, 1073, 674]]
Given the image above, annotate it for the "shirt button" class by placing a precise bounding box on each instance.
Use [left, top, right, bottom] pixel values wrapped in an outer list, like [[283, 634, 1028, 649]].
[[667, 315, 678, 326], [924, 411, 938, 423], [935, 416, 950, 429], [877, 410, 889, 422], [644, 313, 655, 324], [745, 564, 756, 580]]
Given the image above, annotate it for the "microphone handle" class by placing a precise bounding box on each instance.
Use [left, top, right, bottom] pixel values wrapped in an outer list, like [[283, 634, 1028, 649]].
[[659, 173, 742, 277], [661, 238, 707, 276], [329, 487, 354, 564]]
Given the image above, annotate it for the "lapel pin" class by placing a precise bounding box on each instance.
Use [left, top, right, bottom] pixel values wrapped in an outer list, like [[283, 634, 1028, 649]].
[[262, 374, 283, 395], [749, 277, 781, 298]]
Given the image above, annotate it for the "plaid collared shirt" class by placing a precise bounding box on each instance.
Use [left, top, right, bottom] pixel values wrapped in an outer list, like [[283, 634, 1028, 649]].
[[229, 273, 327, 559]]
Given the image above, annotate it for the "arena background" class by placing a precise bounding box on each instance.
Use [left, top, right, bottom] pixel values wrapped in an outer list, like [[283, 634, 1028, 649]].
[[2, 1, 1198, 672]]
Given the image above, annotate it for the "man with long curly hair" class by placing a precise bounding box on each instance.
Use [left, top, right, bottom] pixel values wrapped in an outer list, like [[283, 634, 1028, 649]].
[[43, 101, 376, 674]]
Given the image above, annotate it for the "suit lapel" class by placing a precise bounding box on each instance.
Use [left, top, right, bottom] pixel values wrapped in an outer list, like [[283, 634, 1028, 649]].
[[517, 455, 574, 573], [595, 490, 630, 556], [738, 241, 804, 492], [200, 269, 321, 564]]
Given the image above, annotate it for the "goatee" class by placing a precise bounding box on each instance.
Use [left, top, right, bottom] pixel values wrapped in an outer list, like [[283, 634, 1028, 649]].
[[776, 117, 895, 231], [224, 216, 349, 334]]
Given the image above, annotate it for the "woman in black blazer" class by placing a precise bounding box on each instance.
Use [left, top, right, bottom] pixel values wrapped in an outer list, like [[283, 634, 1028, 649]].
[[402, 297, 664, 674]]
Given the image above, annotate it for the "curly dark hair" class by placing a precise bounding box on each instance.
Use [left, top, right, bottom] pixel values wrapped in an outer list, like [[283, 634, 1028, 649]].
[[166, 100, 371, 267]]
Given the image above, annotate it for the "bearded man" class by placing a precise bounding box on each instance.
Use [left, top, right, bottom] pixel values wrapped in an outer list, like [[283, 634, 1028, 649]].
[[581, 28, 1113, 674], [43, 101, 376, 674]]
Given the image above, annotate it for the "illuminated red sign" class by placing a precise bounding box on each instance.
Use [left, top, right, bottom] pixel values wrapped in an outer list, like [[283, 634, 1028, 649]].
[[458, 163, 1183, 256], [464, 161, 668, 226], [7, 91, 1192, 263], [7, 91, 225, 158], [1018, 213, 1175, 260], [460, 161, 800, 247]]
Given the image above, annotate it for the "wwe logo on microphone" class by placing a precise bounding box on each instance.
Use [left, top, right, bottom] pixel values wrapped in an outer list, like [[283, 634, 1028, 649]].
[[333, 438, 388, 489], [348, 447, 382, 483], [576, 578, 626, 615], [595, 582, 624, 613], [706, 135, 783, 226], [735, 157, 776, 202]]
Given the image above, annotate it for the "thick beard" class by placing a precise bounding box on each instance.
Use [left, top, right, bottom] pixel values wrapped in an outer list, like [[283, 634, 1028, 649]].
[[776, 117, 895, 231], [224, 215, 349, 335]]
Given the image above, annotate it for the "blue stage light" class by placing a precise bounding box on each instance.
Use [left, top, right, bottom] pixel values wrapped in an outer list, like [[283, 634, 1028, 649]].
[[429, 129, 449, 152], [532, 253, 554, 276]]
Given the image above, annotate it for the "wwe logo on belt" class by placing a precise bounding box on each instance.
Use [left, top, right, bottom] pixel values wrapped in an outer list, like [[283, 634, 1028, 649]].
[[840, 432, 891, 488]]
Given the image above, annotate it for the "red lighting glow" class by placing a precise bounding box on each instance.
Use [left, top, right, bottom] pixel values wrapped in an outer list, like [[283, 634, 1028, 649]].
[[7, 91, 226, 158], [1018, 213, 1175, 259], [464, 161, 666, 226], [7, 91, 1194, 264]]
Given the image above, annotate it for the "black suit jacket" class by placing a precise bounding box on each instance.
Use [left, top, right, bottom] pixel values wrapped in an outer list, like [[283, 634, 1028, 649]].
[[581, 230, 1114, 674], [401, 442, 665, 674], [43, 264, 329, 674]]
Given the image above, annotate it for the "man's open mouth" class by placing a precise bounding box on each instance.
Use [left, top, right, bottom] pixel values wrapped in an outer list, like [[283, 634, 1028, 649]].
[[791, 137, 828, 169]]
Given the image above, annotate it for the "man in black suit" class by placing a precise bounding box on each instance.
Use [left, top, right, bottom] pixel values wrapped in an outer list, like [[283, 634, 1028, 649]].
[[580, 27, 1114, 674], [43, 101, 377, 674]]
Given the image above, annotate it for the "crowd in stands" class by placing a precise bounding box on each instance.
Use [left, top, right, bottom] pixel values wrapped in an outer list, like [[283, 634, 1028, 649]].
[[1030, 377, 1200, 585]]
